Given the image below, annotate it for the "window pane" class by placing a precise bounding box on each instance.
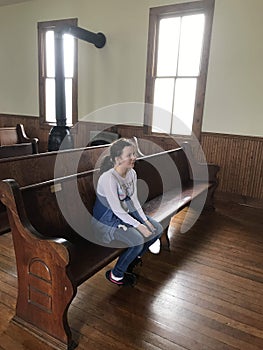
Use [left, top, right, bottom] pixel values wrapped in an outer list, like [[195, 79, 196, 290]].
[[65, 78, 72, 124], [178, 14, 205, 76], [45, 78, 56, 123], [152, 78, 174, 133], [172, 78, 197, 135], [45, 31, 55, 78], [156, 17, 180, 77], [63, 34, 74, 78]]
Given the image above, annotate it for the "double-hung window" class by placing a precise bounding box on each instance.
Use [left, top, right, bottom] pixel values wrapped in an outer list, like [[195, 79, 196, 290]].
[[38, 18, 78, 126], [144, 0, 214, 139]]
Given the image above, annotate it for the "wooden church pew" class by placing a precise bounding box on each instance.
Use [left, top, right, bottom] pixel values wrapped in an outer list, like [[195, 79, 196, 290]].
[[0, 124, 38, 158], [0, 143, 219, 349]]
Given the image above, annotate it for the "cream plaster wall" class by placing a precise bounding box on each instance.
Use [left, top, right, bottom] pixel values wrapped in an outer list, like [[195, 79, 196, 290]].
[[0, 0, 262, 136], [203, 0, 263, 137]]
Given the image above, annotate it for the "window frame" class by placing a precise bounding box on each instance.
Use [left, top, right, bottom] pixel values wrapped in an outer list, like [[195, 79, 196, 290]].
[[38, 18, 78, 127], [144, 0, 215, 141]]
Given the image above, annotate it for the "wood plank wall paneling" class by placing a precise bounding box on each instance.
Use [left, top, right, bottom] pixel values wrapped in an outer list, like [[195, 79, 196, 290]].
[[201, 132, 263, 201], [0, 115, 262, 202], [73, 122, 179, 154], [75, 123, 263, 203], [116, 124, 179, 153], [72, 120, 118, 148]]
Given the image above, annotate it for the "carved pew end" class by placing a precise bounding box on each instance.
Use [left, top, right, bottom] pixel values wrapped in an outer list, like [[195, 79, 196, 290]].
[[12, 316, 78, 350]]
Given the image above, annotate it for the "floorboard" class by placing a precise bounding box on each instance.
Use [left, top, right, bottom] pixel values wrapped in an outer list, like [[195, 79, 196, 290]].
[[0, 199, 262, 349]]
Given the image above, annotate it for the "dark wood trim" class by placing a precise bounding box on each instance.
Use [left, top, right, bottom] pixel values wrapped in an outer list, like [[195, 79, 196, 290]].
[[192, 0, 215, 138], [149, 0, 215, 15], [144, 0, 215, 141], [201, 131, 263, 142], [144, 9, 158, 134]]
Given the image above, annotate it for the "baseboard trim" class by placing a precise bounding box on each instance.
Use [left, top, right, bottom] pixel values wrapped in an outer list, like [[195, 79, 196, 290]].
[[215, 191, 263, 209]]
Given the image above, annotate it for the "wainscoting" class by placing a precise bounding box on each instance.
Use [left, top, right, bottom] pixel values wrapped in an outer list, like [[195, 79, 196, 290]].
[[201, 132, 263, 204], [0, 114, 262, 204], [116, 125, 263, 204]]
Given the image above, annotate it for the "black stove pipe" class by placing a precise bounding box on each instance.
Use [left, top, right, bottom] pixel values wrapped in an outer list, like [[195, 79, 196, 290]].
[[54, 31, 66, 127], [48, 29, 72, 152], [48, 26, 106, 151], [67, 26, 106, 48]]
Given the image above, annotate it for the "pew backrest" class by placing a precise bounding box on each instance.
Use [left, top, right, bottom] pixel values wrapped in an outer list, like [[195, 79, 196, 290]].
[[12, 146, 193, 243], [0, 144, 109, 234], [135, 148, 191, 202], [0, 144, 109, 186]]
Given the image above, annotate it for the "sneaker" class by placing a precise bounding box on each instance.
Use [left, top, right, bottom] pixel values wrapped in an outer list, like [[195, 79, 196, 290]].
[[105, 270, 136, 287], [127, 257, 143, 274]]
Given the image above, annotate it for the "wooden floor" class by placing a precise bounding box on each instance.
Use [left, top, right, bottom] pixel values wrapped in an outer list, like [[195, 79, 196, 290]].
[[0, 200, 263, 350]]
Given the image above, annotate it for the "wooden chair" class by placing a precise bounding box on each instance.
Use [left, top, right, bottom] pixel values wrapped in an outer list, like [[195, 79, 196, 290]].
[[0, 124, 38, 159]]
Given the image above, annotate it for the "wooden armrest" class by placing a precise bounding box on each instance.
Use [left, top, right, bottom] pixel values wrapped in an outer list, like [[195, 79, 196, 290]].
[[182, 142, 220, 183], [16, 124, 39, 153], [206, 163, 220, 183]]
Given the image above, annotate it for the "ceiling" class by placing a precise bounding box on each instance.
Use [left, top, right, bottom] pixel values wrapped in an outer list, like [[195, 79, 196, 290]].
[[0, 0, 33, 6]]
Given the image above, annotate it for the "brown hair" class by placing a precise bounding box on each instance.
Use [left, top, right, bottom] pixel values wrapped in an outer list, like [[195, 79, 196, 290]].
[[99, 138, 133, 174]]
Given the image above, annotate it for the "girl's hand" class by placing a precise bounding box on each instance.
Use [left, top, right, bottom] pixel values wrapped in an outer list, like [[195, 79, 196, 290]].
[[144, 220, 156, 233], [137, 224, 153, 237]]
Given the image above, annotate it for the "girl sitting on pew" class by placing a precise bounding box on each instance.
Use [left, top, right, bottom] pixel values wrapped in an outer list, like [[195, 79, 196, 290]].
[[92, 138, 163, 287]]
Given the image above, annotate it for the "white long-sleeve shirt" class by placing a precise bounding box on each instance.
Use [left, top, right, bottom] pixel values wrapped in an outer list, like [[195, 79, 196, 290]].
[[96, 168, 147, 227]]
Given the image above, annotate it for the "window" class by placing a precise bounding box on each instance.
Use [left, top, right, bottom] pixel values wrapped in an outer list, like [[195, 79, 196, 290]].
[[38, 18, 78, 126], [144, 0, 214, 139]]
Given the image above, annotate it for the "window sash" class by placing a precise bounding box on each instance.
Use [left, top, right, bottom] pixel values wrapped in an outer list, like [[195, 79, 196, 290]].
[[38, 18, 78, 127], [144, 0, 215, 140]]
